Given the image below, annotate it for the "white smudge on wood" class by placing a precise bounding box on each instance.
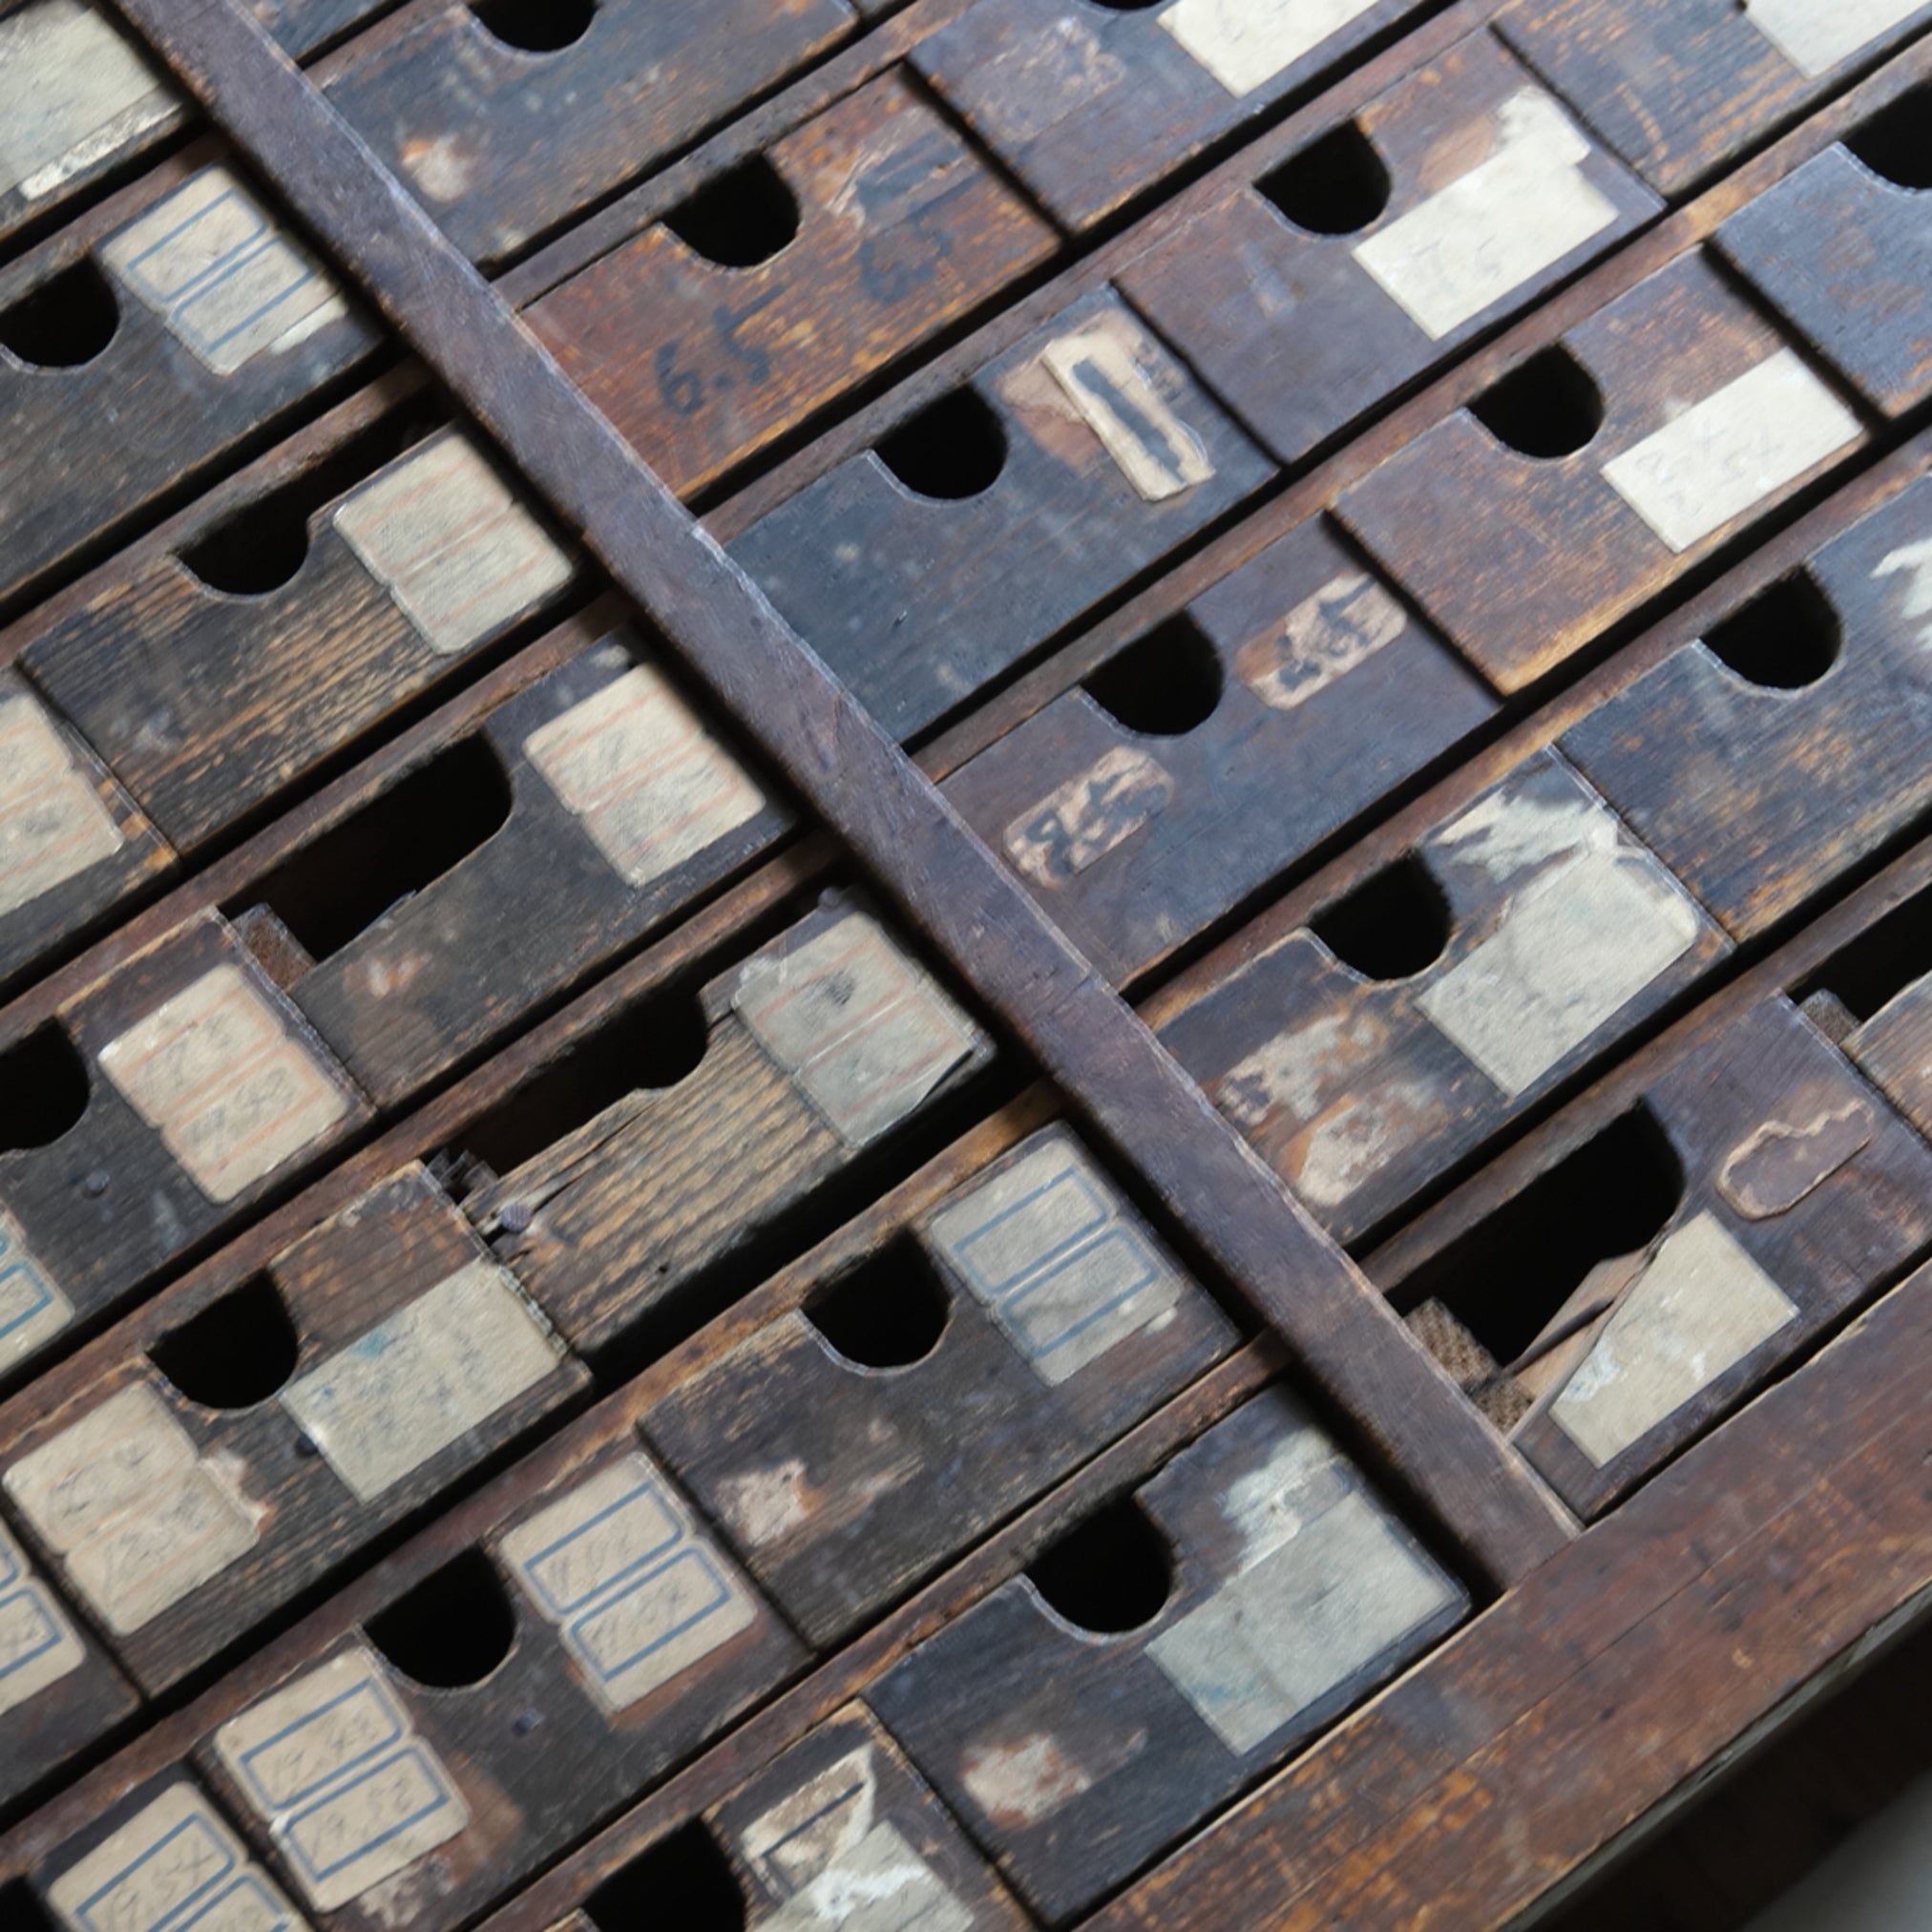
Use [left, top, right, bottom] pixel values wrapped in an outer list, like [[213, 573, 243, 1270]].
[[1158, 0, 1383, 96], [1005, 746, 1174, 886], [1744, 0, 1928, 77], [1040, 317, 1214, 501], [0, 694, 126, 920]]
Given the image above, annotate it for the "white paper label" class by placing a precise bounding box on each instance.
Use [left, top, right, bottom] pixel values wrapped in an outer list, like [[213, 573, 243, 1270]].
[[0, 1205, 74, 1374], [0, 1520, 85, 1720], [1158, 0, 1382, 96], [500, 1454, 759, 1714], [0, 694, 126, 921], [1745, 0, 1926, 77], [47, 1784, 307, 1932], [1040, 320, 1215, 501], [332, 431, 573, 656], [1235, 571, 1407, 712], [760, 1823, 970, 1932], [523, 665, 766, 886], [0, 1, 177, 204], [733, 914, 983, 1148], [4, 1384, 258, 1636], [1005, 746, 1174, 887], [1551, 1213, 1797, 1466], [102, 166, 349, 376], [1353, 91, 1619, 341], [1601, 348, 1860, 554], [278, 1260, 565, 1503], [97, 962, 350, 1203], [927, 1129, 1184, 1384], [216, 1648, 467, 1913]]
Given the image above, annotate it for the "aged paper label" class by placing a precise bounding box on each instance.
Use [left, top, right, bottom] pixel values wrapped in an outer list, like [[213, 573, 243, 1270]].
[[1005, 746, 1174, 887], [1236, 571, 1407, 712], [1158, 0, 1382, 96], [97, 962, 349, 1203], [216, 1648, 467, 1912], [0, 0, 177, 204], [501, 1453, 758, 1714], [0, 693, 125, 921], [761, 1823, 970, 1932], [332, 432, 572, 657], [1040, 321, 1215, 501], [102, 165, 349, 376], [279, 1260, 566, 1503], [4, 1384, 259, 1635], [733, 914, 983, 1148], [928, 1129, 1184, 1384], [1745, 0, 1926, 76], [523, 665, 766, 886], [1353, 90, 1618, 340], [1551, 1213, 1797, 1467], [0, 1205, 74, 1374], [47, 1784, 308, 1932], [0, 1520, 85, 1719], [1601, 348, 1859, 553]]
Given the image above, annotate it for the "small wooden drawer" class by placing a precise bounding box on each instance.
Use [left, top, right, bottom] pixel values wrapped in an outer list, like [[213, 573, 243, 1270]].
[[318, 0, 859, 266], [0, 669, 173, 991], [1401, 999, 1932, 1519], [1336, 249, 1866, 692], [1816, 936, 1932, 1147], [1495, 0, 1932, 196], [240, 630, 788, 1107], [529, 72, 1057, 499], [0, 155, 381, 609], [0, 1162, 588, 1695], [1717, 83, 1932, 418], [869, 1387, 1468, 1922], [0, 1515, 136, 1812], [912, 0, 1432, 232], [0, 911, 371, 1373], [22, 411, 579, 853], [728, 287, 1273, 740], [942, 516, 1495, 986], [464, 896, 997, 1358], [1159, 750, 1730, 1245], [645, 1123, 1239, 1647], [1563, 472, 1932, 940], [1120, 32, 1659, 465]]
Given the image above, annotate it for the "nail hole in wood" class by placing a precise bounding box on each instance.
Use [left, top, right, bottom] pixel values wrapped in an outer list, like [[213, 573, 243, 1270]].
[[0, 259, 118, 369], [664, 157, 800, 269], [805, 1235, 951, 1369], [1847, 85, 1932, 189], [0, 1025, 89, 1155], [877, 388, 1008, 500], [584, 1823, 746, 1932], [1310, 853, 1452, 981], [1259, 122, 1392, 236], [1084, 614, 1226, 735], [1704, 569, 1841, 689], [235, 737, 514, 962], [468, 0, 596, 52], [366, 1549, 517, 1688], [149, 1276, 301, 1410], [1470, 346, 1605, 458], [1027, 1495, 1172, 1634]]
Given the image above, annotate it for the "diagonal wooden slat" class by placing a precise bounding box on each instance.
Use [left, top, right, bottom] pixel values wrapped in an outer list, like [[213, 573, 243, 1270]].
[[107, 0, 1572, 1585]]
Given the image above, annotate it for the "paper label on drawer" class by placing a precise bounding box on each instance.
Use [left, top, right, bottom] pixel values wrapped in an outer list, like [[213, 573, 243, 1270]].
[[0, 1521, 85, 1718], [102, 166, 348, 376], [4, 1384, 259, 1635], [1744, 0, 1926, 77], [733, 914, 983, 1148], [501, 1454, 759, 1713], [332, 431, 573, 657], [1353, 90, 1618, 341], [47, 1784, 308, 1932], [1237, 571, 1408, 712], [523, 664, 766, 886], [97, 962, 349, 1203], [1040, 320, 1214, 501], [928, 1130, 1184, 1384], [0, 693, 126, 921], [1550, 1213, 1797, 1466], [760, 1822, 970, 1932], [1601, 348, 1859, 554], [0, 1, 177, 203], [279, 1260, 566, 1503], [1157, 0, 1382, 96], [1005, 746, 1174, 887], [216, 1648, 467, 1912], [0, 1206, 73, 1373]]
